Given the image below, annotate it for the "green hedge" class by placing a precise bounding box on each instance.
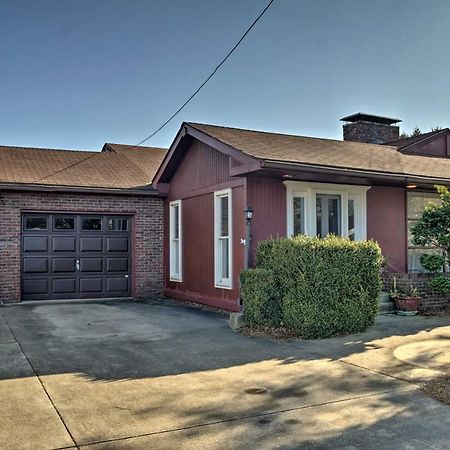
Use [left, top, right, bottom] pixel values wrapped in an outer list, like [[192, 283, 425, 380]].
[[241, 235, 383, 338]]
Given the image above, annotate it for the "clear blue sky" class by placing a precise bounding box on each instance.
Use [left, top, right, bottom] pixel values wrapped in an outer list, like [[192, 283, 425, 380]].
[[1, 0, 449, 151]]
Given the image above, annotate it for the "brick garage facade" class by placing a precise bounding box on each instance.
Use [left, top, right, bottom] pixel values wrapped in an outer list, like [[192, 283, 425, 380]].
[[0, 190, 164, 303], [383, 273, 450, 312]]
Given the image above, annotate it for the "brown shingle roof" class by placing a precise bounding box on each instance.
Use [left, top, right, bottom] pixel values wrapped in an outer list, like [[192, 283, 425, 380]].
[[384, 130, 444, 149], [0, 143, 167, 189], [187, 123, 450, 181]]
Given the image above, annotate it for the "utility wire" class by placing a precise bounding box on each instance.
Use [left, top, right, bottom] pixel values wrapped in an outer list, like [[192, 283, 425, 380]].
[[34, 0, 275, 183]]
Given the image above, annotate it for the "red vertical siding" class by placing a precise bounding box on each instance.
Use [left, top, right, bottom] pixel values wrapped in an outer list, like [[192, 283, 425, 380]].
[[169, 140, 231, 199], [247, 177, 287, 263], [165, 138, 244, 311], [367, 186, 407, 272]]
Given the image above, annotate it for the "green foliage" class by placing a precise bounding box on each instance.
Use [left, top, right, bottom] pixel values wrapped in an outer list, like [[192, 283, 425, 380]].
[[411, 126, 422, 136], [420, 253, 446, 273], [411, 185, 450, 269], [429, 276, 450, 296], [240, 268, 281, 327], [241, 235, 383, 339]]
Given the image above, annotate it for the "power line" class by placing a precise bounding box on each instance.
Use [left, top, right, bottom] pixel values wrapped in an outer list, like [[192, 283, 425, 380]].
[[133, 0, 275, 146], [33, 0, 275, 183]]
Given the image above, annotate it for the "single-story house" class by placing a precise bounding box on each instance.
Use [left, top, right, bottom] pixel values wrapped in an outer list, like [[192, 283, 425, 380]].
[[154, 113, 450, 312], [0, 142, 166, 302], [2, 113, 450, 310]]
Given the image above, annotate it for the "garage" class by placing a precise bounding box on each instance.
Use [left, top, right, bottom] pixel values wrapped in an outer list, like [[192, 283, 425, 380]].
[[0, 142, 166, 303], [22, 213, 132, 300]]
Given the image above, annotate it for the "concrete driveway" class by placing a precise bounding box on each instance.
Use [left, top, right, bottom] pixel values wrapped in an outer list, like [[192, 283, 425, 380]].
[[1, 298, 450, 450]]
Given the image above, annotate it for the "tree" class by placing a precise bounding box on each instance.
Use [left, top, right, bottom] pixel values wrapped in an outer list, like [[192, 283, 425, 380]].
[[411, 185, 450, 272], [411, 126, 422, 136]]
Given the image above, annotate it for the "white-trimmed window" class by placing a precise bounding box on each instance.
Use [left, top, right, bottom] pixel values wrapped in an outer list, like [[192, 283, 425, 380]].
[[214, 189, 232, 289], [169, 200, 182, 281], [285, 181, 369, 240]]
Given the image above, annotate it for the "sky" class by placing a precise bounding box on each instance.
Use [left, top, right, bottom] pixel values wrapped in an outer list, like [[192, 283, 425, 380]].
[[1, 0, 450, 151]]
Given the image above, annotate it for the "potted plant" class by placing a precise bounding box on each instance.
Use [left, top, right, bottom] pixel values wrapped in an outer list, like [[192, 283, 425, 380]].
[[390, 277, 421, 316]]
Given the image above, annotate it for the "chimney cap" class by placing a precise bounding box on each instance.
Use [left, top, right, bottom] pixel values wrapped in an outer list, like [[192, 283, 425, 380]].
[[340, 112, 402, 125]]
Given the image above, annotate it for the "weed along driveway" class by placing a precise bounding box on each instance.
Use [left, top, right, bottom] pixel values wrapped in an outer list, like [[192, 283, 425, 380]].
[[1, 299, 450, 449]]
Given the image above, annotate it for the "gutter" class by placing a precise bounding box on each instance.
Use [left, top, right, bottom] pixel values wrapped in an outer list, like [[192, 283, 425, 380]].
[[0, 183, 162, 196], [261, 160, 450, 185]]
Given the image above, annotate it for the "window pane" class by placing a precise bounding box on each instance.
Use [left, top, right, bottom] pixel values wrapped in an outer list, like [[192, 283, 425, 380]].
[[220, 196, 229, 237], [220, 238, 229, 278], [172, 240, 179, 275], [108, 218, 128, 231], [82, 218, 102, 231], [173, 205, 179, 239], [25, 217, 47, 230], [293, 197, 305, 235], [316, 196, 322, 238], [328, 197, 340, 235], [348, 199, 355, 241], [54, 217, 75, 230]]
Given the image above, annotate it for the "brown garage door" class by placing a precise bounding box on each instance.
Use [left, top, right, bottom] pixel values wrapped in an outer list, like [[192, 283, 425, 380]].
[[21, 214, 131, 300]]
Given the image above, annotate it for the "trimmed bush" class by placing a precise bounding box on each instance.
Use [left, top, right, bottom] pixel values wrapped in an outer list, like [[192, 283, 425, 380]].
[[240, 268, 281, 326], [241, 235, 383, 338], [429, 275, 450, 295]]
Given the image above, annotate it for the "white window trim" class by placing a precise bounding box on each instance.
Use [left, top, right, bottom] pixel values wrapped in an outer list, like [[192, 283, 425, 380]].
[[214, 188, 233, 289], [169, 200, 182, 282], [284, 181, 370, 240]]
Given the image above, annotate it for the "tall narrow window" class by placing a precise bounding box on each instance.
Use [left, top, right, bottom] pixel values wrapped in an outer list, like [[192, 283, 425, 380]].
[[293, 196, 305, 235], [348, 199, 355, 241], [214, 189, 232, 289], [169, 200, 182, 281]]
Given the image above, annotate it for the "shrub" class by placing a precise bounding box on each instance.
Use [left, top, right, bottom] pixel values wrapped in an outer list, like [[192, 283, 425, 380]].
[[241, 235, 383, 338], [420, 253, 446, 273], [240, 268, 281, 327], [429, 275, 450, 296]]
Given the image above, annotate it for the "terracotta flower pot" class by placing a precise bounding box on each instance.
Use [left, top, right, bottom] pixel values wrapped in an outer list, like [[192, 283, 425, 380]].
[[394, 296, 421, 316]]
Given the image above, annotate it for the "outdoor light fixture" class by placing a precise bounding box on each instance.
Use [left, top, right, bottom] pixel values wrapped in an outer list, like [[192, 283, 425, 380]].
[[406, 184, 417, 189], [243, 207, 254, 270], [244, 206, 254, 221]]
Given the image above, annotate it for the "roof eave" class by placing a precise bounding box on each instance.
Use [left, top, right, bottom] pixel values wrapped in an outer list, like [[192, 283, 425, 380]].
[[260, 160, 450, 186], [0, 182, 162, 196]]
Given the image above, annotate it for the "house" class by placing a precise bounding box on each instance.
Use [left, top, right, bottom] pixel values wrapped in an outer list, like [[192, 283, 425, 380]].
[[2, 113, 450, 310], [0, 143, 166, 302], [154, 113, 450, 312]]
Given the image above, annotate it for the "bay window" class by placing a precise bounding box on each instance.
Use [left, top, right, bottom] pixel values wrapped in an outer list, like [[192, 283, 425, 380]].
[[285, 181, 369, 240]]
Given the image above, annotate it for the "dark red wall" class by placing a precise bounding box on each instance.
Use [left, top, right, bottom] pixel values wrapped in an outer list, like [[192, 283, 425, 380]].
[[166, 139, 244, 311], [367, 186, 407, 272], [402, 133, 450, 157], [246, 177, 286, 263]]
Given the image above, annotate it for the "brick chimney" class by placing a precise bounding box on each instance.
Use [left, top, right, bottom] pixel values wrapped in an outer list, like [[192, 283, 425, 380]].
[[341, 112, 401, 144]]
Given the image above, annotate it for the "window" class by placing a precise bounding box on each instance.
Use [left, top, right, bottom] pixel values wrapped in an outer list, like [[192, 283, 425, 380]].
[[81, 217, 102, 231], [108, 218, 128, 231], [407, 191, 441, 272], [285, 181, 369, 240], [24, 216, 48, 231], [54, 217, 75, 230], [214, 189, 232, 289], [169, 200, 182, 281]]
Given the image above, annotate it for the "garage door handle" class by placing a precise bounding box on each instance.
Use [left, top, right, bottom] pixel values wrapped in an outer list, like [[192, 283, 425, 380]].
[[76, 260, 80, 271]]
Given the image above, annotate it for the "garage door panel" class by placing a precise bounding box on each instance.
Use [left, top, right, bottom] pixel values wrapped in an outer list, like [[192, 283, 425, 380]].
[[23, 236, 48, 252], [79, 258, 103, 272], [80, 237, 103, 252], [22, 214, 132, 300], [23, 278, 48, 294], [80, 278, 103, 293], [52, 258, 76, 273], [106, 277, 129, 293], [107, 258, 128, 272], [23, 258, 48, 273], [106, 237, 129, 252], [52, 278, 76, 294]]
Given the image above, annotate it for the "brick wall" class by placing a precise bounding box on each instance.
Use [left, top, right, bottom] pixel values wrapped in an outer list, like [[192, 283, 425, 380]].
[[0, 190, 164, 303], [343, 122, 399, 144], [383, 272, 450, 312]]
